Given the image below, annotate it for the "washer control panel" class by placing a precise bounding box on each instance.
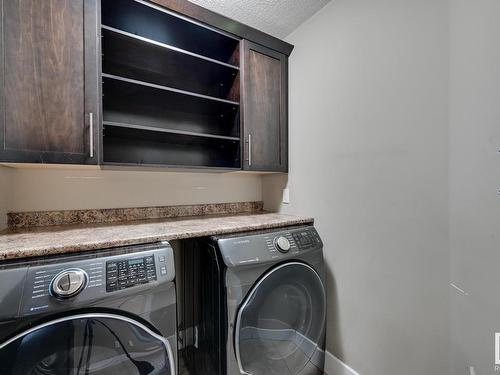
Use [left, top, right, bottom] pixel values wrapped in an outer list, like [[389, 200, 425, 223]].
[[31, 262, 105, 305], [106, 255, 157, 292], [15, 242, 174, 316]]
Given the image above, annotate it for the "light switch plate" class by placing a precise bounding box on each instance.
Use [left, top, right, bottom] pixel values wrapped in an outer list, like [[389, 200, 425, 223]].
[[282, 188, 290, 204]]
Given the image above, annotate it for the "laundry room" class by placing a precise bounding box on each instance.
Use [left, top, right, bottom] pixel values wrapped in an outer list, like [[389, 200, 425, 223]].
[[0, 0, 498, 374]]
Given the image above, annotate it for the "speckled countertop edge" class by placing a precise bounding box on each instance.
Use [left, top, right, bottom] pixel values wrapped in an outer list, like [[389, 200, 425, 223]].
[[7, 201, 264, 229], [0, 212, 314, 261]]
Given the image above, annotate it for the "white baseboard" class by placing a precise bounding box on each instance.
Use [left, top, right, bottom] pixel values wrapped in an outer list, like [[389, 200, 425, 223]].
[[324, 351, 361, 375]]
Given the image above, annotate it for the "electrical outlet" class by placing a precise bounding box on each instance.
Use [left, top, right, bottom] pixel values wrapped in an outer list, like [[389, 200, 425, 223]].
[[282, 188, 290, 204]]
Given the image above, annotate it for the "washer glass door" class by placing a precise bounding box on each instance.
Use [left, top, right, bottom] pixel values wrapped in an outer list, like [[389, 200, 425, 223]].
[[235, 262, 326, 375], [0, 313, 174, 375]]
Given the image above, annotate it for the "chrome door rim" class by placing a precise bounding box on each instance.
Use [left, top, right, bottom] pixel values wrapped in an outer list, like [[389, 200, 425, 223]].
[[234, 261, 326, 375], [0, 312, 175, 375]]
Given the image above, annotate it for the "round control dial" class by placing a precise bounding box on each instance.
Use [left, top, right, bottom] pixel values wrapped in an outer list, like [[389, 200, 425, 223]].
[[275, 236, 291, 253], [50, 269, 87, 299]]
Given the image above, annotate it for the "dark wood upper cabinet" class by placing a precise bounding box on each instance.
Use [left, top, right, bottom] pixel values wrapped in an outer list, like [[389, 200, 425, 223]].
[[0, 0, 99, 164], [0, 0, 291, 171], [242, 41, 288, 172]]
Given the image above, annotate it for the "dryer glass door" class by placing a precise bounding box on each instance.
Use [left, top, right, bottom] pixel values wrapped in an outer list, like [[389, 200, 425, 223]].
[[0, 313, 174, 375], [235, 262, 326, 375]]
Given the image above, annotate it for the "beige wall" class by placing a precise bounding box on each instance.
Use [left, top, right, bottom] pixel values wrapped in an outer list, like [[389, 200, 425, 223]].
[[5, 167, 261, 212], [264, 0, 450, 373], [0, 166, 12, 230], [449, 1, 500, 374]]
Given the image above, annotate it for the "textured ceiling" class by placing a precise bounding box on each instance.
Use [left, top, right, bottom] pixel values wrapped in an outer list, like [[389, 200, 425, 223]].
[[187, 0, 331, 39]]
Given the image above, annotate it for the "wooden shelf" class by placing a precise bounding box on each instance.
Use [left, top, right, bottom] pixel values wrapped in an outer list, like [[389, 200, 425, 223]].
[[101, 0, 240, 65], [101, 162, 241, 171], [103, 125, 241, 168], [102, 25, 239, 70], [103, 121, 240, 141], [102, 26, 240, 101], [102, 74, 240, 106], [102, 76, 240, 137]]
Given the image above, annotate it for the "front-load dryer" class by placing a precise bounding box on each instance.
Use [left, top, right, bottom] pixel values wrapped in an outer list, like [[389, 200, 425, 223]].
[[0, 242, 177, 375], [183, 225, 326, 375]]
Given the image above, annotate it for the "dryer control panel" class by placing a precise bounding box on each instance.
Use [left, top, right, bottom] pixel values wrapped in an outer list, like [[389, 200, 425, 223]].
[[217, 226, 323, 268], [292, 229, 322, 250]]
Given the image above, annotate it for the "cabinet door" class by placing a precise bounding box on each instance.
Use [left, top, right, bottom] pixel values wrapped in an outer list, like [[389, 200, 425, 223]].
[[242, 40, 288, 172], [0, 0, 99, 164]]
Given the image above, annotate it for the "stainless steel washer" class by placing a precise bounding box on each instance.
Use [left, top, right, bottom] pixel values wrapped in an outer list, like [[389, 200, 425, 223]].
[[0, 242, 177, 375]]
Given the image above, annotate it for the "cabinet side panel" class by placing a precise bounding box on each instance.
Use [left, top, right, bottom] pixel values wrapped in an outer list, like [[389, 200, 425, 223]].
[[3, 0, 85, 153]]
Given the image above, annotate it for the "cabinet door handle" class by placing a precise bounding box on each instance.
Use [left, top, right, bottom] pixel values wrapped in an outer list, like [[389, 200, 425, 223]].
[[248, 134, 252, 167], [89, 112, 94, 158]]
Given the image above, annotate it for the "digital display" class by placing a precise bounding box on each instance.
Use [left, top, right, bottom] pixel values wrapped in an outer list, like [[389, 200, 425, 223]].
[[128, 258, 144, 266]]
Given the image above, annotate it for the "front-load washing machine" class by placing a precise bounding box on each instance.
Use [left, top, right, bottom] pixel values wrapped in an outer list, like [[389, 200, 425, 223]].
[[0, 242, 177, 375], [183, 225, 326, 375]]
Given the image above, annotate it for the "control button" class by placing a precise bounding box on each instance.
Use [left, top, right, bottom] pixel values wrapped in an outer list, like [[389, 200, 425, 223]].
[[160, 267, 167, 275], [275, 236, 291, 253], [105, 256, 159, 292], [50, 269, 87, 299], [159, 256, 166, 262]]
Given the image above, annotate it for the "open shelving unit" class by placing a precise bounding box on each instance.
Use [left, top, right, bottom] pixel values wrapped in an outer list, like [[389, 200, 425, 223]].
[[100, 0, 241, 169]]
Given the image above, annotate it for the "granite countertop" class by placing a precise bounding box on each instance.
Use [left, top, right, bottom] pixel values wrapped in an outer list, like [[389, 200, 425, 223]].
[[0, 212, 314, 261]]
